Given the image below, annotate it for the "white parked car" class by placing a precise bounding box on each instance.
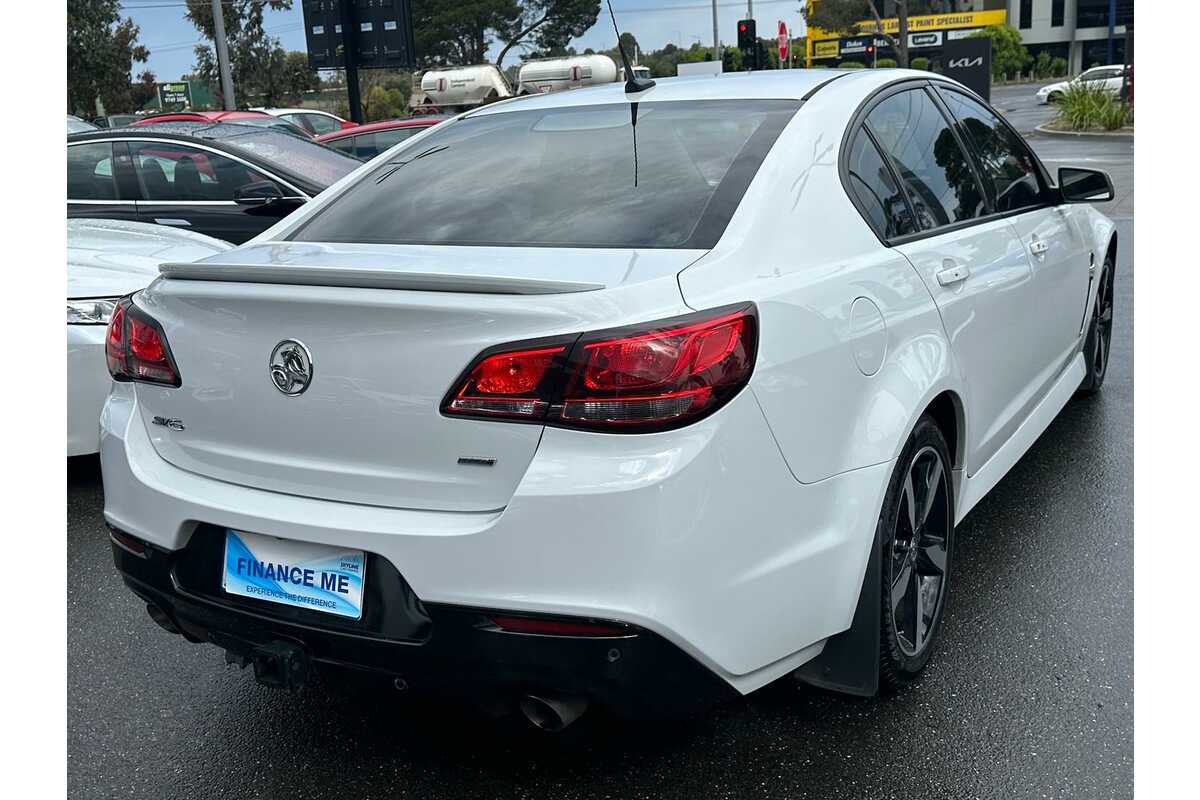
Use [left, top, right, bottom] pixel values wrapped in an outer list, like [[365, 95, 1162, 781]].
[[101, 70, 1117, 729], [251, 107, 352, 136], [67, 114, 97, 134], [1036, 64, 1130, 104], [68, 219, 230, 456]]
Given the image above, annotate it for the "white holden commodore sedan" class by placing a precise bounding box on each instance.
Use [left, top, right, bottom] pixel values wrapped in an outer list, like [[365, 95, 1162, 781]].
[[100, 70, 1117, 730], [68, 219, 231, 457]]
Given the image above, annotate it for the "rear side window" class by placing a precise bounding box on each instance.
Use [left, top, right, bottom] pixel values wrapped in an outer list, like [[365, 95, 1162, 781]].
[[291, 100, 799, 249], [938, 89, 1046, 214], [68, 142, 118, 200], [845, 127, 917, 239], [866, 88, 986, 230], [302, 113, 342, 135], [128, 141, 279, 201]]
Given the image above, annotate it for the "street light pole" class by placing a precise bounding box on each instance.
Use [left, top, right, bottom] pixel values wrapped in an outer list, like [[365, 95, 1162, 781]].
[[211, 0, 236, 110], [711, 1, 720, 67]]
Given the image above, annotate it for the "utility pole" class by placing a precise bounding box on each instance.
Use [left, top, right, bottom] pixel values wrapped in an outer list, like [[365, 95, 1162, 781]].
[[211, 0, 236, 110], [711, 1, 720, 67]]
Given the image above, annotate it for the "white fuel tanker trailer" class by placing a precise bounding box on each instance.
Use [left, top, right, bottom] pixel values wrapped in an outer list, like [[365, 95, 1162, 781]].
[[515, 54, 620, 95], [417, 65, 513, 113]]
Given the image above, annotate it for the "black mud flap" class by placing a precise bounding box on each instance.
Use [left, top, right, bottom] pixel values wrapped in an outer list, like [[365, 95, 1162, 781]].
[[793, 526, 881, 697]]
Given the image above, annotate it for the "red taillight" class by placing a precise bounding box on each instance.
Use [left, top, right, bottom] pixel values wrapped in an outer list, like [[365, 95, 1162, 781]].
[[442, 304, 756, 432], [105, 297, 181, 387], [488, 615, 632, 637]]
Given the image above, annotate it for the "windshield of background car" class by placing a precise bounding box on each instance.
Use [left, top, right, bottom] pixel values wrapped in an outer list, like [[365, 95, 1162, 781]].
[[133, 122, 360, 187], [290, 99, 800, 249]]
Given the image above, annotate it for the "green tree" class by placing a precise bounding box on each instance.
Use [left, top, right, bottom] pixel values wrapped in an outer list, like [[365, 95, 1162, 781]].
[[184, 0, 295, 107], [130, 70, 158, 111], [67, 0, 150, 115], [494, 1, 602, 69], [805, 0, 910, 67], [413, 0, 520, 66], [970, 24, 1031, 80], [360, 71, 413, 121]]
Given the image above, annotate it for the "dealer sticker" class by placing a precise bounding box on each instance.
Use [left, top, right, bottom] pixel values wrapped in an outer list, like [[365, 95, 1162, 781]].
[[222, 529, 366, 620]]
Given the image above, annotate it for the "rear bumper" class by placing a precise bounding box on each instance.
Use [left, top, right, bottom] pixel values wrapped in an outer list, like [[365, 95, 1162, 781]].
[[112, 529, 735, 714], [101, 381, 892, 697]]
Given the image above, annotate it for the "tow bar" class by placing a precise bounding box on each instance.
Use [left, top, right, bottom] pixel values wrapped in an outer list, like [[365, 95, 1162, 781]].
[[225, 640, 311, 692]]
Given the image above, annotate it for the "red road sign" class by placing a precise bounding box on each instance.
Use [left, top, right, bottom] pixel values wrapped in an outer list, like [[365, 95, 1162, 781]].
[[778, 21, 789, 61]]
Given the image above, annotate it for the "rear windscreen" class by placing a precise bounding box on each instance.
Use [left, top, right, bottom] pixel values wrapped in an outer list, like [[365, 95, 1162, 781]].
[[289, 100, 800, 249]]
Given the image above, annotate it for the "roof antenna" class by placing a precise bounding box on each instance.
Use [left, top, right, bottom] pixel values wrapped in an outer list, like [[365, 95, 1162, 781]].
[[606, 0, 655, 94]]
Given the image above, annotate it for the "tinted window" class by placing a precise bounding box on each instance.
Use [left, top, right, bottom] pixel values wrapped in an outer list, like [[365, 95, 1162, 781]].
[[129, 123, 359, 189], [374, 126, 424, 152], [327, 137, 358, 158], [940, 89, 1045, 213], [845, 127, 917, 239], [67, 142, 117, 200], [292, 100, 799, 249], [867, 89, 986, 230], [303, 113, 342, 135], [128, 142, 280, 201]]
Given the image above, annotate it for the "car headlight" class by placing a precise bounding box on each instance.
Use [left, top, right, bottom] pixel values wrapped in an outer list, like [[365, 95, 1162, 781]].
[[67, 298, 118, 325]]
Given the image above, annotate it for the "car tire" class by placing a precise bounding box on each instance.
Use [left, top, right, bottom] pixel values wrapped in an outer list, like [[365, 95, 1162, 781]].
[[1048, 91, 1063, 104], [1078, 251, 1115, 395], [877, 415, 955, 690]]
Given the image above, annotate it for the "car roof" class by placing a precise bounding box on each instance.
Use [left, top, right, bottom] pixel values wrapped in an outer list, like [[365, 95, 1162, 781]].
[[316, 116, 444, 140], [259, 108, 341, 117], [467, 69, 914, 117]]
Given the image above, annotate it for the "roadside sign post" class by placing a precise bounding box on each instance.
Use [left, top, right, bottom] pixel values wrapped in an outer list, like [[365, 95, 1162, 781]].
[[943, 36, 991, 102], [301, 1, 417, 124], [210, 0, 236, 110], [157, 81, 193, 112]]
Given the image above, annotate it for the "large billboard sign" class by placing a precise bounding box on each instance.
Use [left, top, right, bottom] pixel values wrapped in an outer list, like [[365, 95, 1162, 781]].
[[806, 5, 1005, 66], [302, 0, 416, 71]]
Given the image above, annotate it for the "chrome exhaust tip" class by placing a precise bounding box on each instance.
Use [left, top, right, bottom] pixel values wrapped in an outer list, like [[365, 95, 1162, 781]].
[[518, 693, 589, 732]]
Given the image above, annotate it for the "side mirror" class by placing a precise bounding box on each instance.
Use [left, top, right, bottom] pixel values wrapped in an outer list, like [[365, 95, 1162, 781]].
[[233, 180, 284, 207], [1058, 167, 1114, 203]]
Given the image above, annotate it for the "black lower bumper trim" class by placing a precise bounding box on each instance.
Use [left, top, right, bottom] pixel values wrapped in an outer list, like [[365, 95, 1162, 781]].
[[111, 528, 736, 716]]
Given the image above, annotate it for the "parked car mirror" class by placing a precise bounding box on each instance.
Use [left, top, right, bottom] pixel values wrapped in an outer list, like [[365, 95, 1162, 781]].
[[1058, 167, 1114, 203], [233, 180, 284, 207]]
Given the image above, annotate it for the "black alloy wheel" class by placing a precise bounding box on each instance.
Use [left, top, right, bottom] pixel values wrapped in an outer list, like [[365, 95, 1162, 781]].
[[879, 417, 955, 688], [1080, 253, 1115, 394]]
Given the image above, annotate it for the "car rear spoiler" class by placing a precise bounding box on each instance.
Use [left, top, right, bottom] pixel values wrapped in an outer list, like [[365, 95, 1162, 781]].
[[157, 262, 605, 295]]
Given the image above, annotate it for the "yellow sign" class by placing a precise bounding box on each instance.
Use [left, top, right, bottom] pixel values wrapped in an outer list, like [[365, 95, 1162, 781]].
[[805, 4, 1008, 65], [814, 40, 839, 59]]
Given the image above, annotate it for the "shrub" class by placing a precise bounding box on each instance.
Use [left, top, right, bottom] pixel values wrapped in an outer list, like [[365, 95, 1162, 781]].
[[840, 61, 865, 69], [1055, 82, 1130, 130], [1050, 56, 1068, 77], [1034, 51, 1052, 79], [874, 58, 898, 68], [910, 56, 931, 71]]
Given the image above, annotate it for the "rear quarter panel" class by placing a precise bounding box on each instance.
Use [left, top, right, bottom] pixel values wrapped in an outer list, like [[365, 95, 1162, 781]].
[[678, 79, 963, 487]]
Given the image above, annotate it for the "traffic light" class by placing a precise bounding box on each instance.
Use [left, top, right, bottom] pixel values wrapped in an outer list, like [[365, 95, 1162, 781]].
[[738, 19, 757, 69]]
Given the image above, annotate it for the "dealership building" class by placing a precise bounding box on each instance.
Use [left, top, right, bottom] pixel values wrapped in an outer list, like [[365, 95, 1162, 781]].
[[805, 1, 1132, 74]]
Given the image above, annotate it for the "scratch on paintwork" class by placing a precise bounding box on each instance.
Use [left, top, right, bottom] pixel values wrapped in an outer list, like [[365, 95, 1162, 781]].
[[790, 134, 836, 212]]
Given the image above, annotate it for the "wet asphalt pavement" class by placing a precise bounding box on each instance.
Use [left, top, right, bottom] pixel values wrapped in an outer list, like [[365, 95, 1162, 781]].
[[67, 95, 1133, 799]]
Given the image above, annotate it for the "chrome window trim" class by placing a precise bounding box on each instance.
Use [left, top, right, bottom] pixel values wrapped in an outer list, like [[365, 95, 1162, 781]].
[[68, 199, 135, 205], [67, 136, 311, 200]]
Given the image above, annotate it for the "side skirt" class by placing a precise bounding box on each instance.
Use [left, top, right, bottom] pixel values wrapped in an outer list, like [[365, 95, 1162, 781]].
[[956, 352, 1087, 522]]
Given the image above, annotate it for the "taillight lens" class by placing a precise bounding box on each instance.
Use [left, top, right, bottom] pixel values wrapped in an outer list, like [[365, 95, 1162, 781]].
[[442, 304, 756, 432], [105, 297, 181, 388]]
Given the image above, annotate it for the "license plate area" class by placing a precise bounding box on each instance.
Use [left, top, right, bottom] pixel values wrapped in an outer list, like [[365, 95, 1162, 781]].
[[222, 529, 366, 620]]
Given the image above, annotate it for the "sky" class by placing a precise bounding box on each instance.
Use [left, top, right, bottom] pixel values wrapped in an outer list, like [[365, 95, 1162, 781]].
[[121, 0, 809, 81]]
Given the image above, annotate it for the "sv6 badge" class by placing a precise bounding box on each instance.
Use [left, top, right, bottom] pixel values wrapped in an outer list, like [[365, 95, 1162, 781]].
[[151, 416, 186, 431]]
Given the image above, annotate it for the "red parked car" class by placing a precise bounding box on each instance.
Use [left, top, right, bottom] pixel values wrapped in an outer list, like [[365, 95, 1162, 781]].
[[315, 116, 449, 160]]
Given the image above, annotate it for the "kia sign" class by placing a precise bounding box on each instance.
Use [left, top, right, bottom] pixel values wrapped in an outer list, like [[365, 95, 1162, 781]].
[[943, 36, 991, 102], [778, 21, 789, 62]]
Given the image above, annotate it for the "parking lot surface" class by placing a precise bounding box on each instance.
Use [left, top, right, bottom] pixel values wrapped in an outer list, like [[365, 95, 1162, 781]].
[[68, 95, 1134, 799]]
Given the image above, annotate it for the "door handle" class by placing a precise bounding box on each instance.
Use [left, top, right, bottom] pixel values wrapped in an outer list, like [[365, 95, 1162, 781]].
[[936, 264, 970, 286], [1029, 239, 1049, 258], [154, 218, 191, 226]]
